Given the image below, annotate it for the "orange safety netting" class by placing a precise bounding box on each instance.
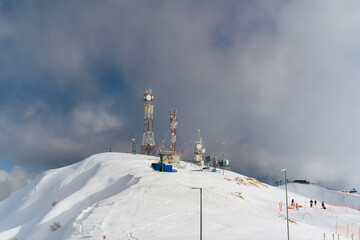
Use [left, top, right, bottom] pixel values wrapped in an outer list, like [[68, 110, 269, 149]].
[[336, 222, 360, 240]]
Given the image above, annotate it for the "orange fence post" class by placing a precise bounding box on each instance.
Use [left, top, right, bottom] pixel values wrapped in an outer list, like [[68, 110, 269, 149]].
[[336, 221, 338, 234]]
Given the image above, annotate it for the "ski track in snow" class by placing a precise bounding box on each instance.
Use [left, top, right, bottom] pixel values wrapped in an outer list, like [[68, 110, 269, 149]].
[[66, 174, 141, 239]]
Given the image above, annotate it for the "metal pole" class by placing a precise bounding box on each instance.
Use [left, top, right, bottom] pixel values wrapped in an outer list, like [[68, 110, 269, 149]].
[[200, 188, 202, 240], [281, 169, 290, 240], [192, 187, 203, 240]]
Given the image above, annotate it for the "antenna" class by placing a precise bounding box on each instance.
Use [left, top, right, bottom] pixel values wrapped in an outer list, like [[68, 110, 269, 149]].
[[140, 89, 156, 156], [131, 138, 136, 154], [169, 109, 178, 154], [193, 129, 205, 165], [222, 142, 225, 161]]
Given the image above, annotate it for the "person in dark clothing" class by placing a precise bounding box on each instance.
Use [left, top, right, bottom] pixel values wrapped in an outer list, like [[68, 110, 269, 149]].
[[310, 199, 313, 207], [321, 201, 326, 209], [314, 200, 317, 207]]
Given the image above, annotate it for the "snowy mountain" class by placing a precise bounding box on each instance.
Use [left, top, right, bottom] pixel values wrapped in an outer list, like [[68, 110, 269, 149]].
[[0, 152, 359, 240]]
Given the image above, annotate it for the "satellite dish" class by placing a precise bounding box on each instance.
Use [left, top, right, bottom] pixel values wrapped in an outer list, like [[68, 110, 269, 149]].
[[196, 143, 201, 150], [146, 94, 151, 101]]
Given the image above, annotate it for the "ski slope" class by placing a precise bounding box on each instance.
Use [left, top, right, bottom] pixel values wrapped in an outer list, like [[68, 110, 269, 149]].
[[0, 152, 358, 239], [281, 182, 360, 207]]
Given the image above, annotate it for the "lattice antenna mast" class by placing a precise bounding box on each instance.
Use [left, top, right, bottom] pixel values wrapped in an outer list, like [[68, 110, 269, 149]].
[[169, 109, 178, 154], [141, 89, 156, 156], [193, 129, 206, 165]]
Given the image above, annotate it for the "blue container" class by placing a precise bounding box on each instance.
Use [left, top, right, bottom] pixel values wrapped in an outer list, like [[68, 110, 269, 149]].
[[163, 165, 172, 172], [152, 163, 173, 172], [152, 163, 164, 170]]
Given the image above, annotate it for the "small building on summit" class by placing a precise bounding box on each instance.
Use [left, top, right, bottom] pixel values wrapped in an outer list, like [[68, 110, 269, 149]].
[[293, 180, 310, 184]]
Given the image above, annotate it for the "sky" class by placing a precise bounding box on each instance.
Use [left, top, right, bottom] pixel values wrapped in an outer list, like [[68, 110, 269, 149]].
[[1, 0, 360, 198]]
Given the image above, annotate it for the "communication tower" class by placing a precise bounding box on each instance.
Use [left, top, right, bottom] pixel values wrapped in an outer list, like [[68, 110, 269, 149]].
[[141, 89, 156, 156], [218, 142, 230, 170], [169, 109, 178, 154], [158, 109, 180, 166], [193, 129, 206, 165]]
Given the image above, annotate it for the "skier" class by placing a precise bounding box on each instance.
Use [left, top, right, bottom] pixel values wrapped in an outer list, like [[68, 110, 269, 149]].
[[310, 199, 313, 207], [288, 199, 295, 209], [321, 201, 326, 209]]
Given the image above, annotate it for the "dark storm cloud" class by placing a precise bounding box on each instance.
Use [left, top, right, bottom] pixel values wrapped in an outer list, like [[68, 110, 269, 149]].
[[1, 0, 360, 193]]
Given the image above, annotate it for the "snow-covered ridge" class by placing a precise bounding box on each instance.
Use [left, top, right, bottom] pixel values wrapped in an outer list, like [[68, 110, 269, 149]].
[[0, 153, 145, 240], [0, 152, 358, 240]]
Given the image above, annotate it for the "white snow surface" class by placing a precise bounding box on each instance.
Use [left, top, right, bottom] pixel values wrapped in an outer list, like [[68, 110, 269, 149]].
[[0, 152, 359, 240], [281, 183, 360, 207]]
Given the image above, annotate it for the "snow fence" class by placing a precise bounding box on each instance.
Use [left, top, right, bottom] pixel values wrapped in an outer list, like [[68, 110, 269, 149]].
[[279, 200, 360, 239]]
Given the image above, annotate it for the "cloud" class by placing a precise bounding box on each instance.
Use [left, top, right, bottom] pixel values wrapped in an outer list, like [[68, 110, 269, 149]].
[[0, 166, 36, 201], [72, 105, 123, 134], [1, 1, 360, 190]]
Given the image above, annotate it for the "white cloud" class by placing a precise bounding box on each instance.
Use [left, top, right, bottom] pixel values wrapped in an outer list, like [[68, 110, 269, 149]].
[[0, 166, 37, 201], [72, 106, 122, 134]]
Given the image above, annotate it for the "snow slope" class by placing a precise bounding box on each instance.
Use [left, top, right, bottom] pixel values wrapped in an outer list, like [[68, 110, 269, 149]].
[[0, 152, 357, 240], [280, 183, 360, 207]]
